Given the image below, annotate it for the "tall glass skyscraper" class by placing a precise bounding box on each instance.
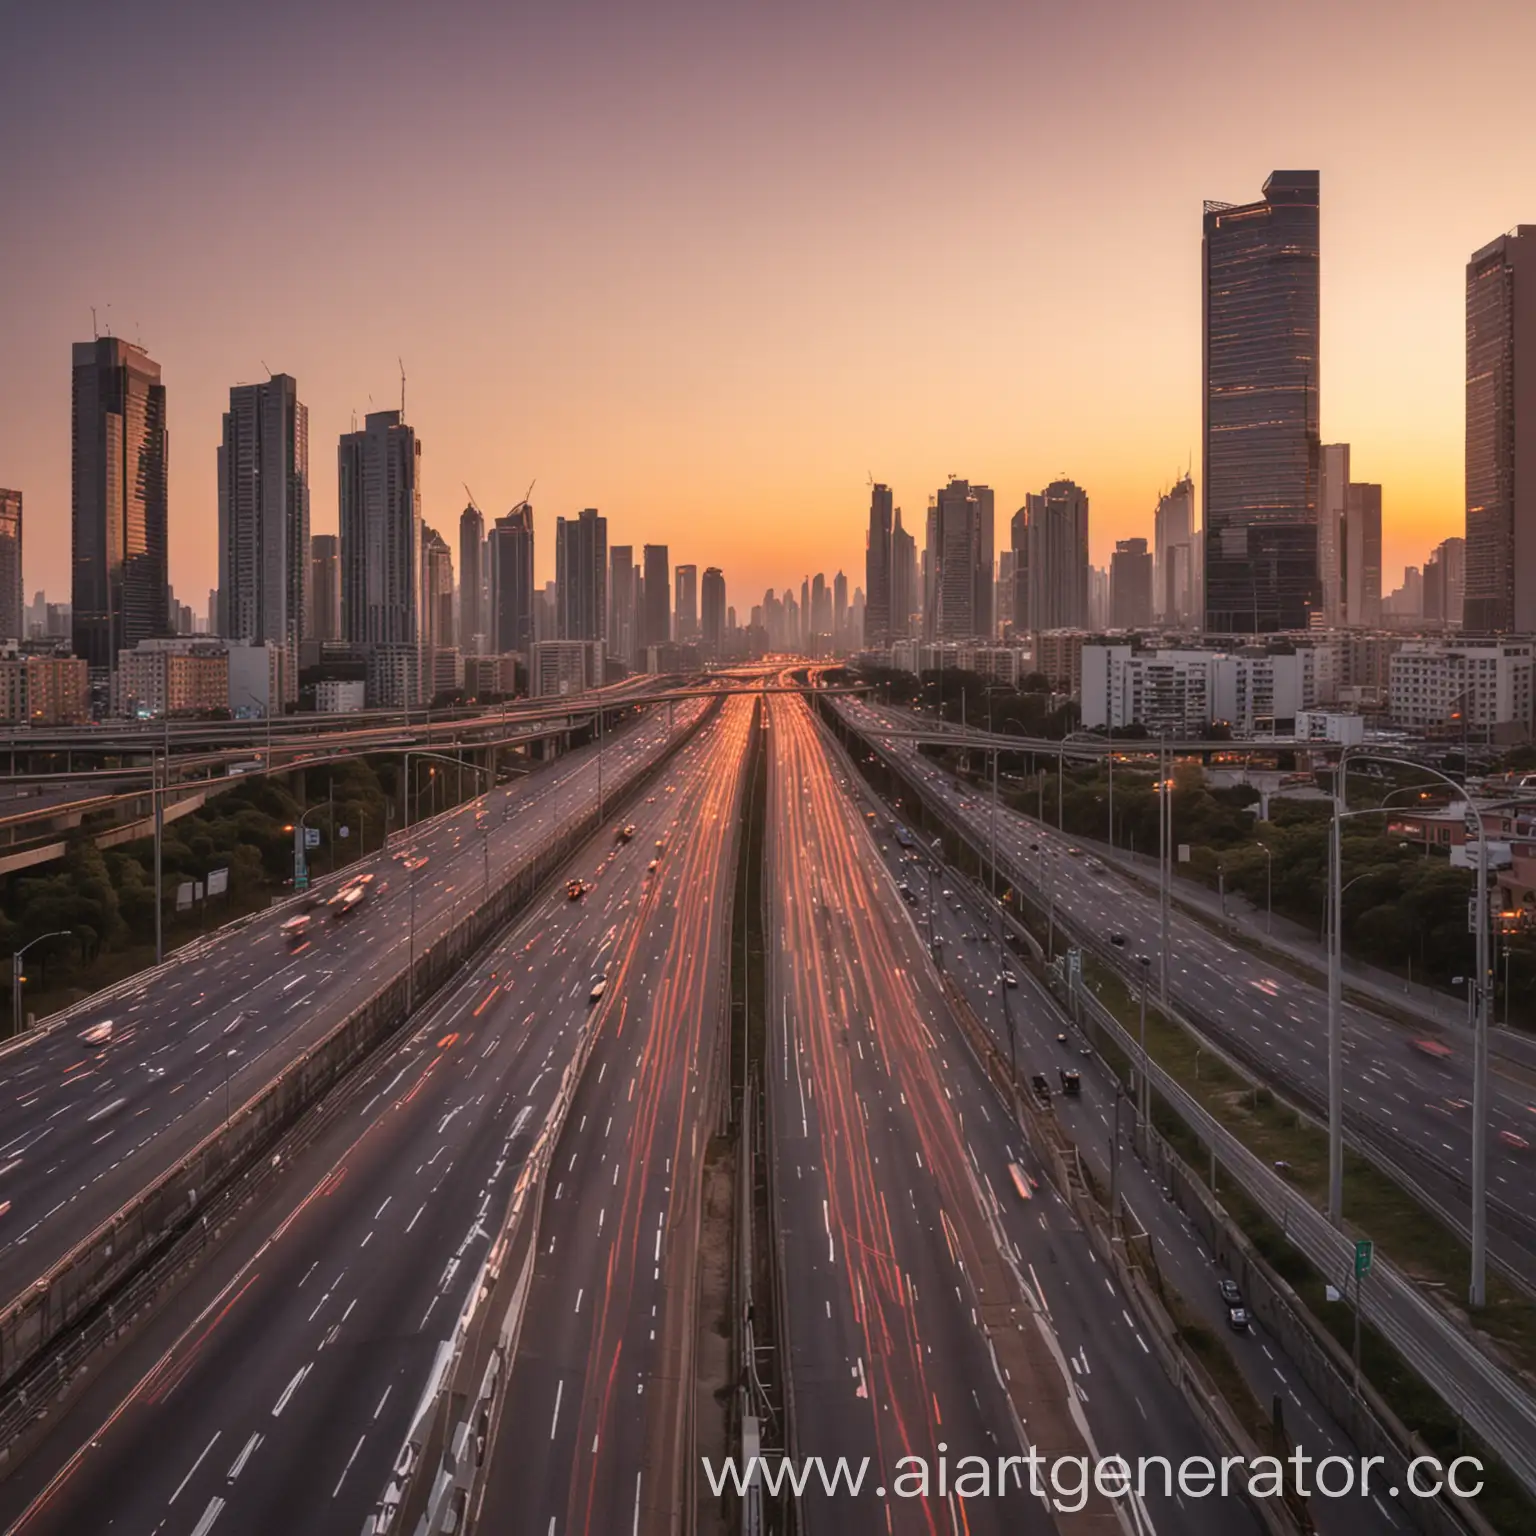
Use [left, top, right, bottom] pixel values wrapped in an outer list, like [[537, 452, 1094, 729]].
[[1202, 170, 1321, 635], [1464, 226, 1536, 634]]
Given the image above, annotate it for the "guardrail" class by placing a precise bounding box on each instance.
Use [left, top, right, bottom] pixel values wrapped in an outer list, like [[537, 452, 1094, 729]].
[[0, 702, 714, 1443]]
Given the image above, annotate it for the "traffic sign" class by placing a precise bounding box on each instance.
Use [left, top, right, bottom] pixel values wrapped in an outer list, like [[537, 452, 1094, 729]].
[[1354, 1239, 1374, 1278], [304, 826, 322, 849]]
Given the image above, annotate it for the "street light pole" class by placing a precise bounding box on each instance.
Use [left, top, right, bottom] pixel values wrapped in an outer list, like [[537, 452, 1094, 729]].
[[1328, 785, 1345, 1223], [10, 931, 73, 1037], [1137, 953, 1151, 1152], [1472, 820, 1490, 1308]]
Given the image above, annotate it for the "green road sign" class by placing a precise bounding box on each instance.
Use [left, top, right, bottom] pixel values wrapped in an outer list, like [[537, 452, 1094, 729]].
[[1355, 1239, 1374, 1278]]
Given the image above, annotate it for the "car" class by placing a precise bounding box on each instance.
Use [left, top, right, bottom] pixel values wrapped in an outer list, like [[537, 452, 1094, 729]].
[[588, 978, 608, 1005], [1029, 842, 1040, 851], [616, 824, 636, 843], [566, 879, 585, 900], [1217, 1278, 1243, 1308], [1001, 970, 1018, 988], [1499, 1130, 1530, 1150], [646, 859, 660, 874], [1109, 932, 1127, 947], [1226, 1306, 1251, 1332], [1059, 1068, 1082, 1095], [1056, 1032, 1069, 1046], [1066, 846, 1082, 857], [1087, 859, 1105, 873], [79, 1020, 114, 1047]]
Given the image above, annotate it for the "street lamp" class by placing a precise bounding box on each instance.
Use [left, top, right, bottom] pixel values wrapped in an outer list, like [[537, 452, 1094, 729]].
[[10, 931, 73, 1037], [1136, 952, 1152, 1152], [1257, 843, 1272, 934]]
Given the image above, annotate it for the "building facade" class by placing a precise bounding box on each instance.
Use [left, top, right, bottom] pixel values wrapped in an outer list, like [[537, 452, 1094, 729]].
[[555, 507, 607, 645], [1109, 538, 1154, 629], [864, 484, 893, 645], [1389, 639, 1535, 739], [642, 545, 670, 648], [674, 563, 698, 641], [1152, 475, 1195, 626], [701, 566, 726, 658], [309, 534, 341, 641], [1202, 172, 1321, 635], [1023, 479, 1090, 632], [459, 503, 485, 654], [488, 502, 535, 661], [0, 489, 20, 644], [1343, 482, 1383, 628]]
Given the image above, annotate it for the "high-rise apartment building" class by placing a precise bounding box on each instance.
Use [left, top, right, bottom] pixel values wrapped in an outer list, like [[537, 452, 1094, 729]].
[[642, 545, 670, 648], [608, 545, 637, 668], [421, 526, 455, 649], [864, 484, 894, 645], [1152, 475, 1195, 625], [673, 564, 698, 641], [72, 338, 169, 681], [338, 410, 422, 706], [1318, 444, 1350, 627], [309, 534, 340, 641], [555, 507, 607, 646], [1109, 538, 1154, 629], [810, 572, 830, 638], [924, 479, 990, 640], [1202, 171, 1321, 634], [971, 484, 995, 638], [1022, 479, 1090, 632], [0, 489, 21, 644], [459, 503, 485, 653], [1343, 483, 1383, 628], [701, 566, 726, 657], [217, 375, 308, 701], [833, 570, 848, 647], [488, 501, 535, 658], [1009, 507, 1029, 630], [1464, 226, 1536, 633]]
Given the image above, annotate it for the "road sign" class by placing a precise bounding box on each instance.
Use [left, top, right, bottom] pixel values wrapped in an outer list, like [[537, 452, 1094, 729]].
[[294, 851, 308, 892], [338, 826, 350, 839], [206, 867, 229, 896], [304, 826, 321, 849], [1354, 1239, 1374, 1278], [1178, 844, 1191, 863]]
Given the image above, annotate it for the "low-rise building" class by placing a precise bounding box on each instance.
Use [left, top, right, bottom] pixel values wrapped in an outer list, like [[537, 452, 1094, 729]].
[[1294, 710, 1366, 745], [1388, 640, 1535, 741], [313, 678, 367, 713], [533, 640, 602, 697], [115, 640, 230, 717], [464, 653, 521, 699], [0, 650, 90, 724]]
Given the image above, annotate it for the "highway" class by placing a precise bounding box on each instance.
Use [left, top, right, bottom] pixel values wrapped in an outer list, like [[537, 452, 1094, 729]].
[[851, 785, 1406, 1536], [0, 699, 741, 1536], [834, 697, 1536, 1247], [0, 701, 707, 1315], [472, 695, 754, 1536], [766, 693, 1255, 1535]]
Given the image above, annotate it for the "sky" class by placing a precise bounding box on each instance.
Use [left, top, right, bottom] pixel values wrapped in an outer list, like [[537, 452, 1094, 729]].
[[2, 0, 1533, 615]]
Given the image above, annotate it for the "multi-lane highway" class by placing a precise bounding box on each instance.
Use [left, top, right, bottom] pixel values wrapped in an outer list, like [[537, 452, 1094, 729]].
[[473, 695, 754, 1536], [0, 702, 706, 1312], [834, 697, 1536, 1234], [0, 699, 739, 1536], [766, 692, 1254, 1535]]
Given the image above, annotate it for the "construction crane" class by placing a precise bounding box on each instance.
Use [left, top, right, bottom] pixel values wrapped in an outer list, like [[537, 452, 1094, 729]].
[[513, 478, 536, 512], [399, 357, 406, 419], [463, 483, 481, 512]]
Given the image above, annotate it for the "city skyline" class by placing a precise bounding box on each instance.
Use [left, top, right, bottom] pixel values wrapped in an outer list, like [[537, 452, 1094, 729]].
[[6, 2, 1536, 609]]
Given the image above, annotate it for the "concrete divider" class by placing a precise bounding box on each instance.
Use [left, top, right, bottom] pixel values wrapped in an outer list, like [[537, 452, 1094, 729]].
[[0, 702, 715, 1436]]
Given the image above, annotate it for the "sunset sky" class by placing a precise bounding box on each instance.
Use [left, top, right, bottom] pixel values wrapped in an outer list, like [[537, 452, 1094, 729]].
[[2, 0, 1533, 614]]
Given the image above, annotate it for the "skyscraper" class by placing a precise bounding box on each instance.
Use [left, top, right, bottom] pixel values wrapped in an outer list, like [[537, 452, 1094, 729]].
[[72, 338, 169, 680], [642, 545, 670, 648], [1109, 538, 1154, 629], [833, 570, 848, 647], [1152, 475, 1195, 625], [971, 484, 995, 638], [924, 479, 986, 639], [0, 489, 20, 644], [1023, 479, 1090, 631], [890, 511, 916, 639], [811, 572, 830, 638], [701, 566, 726, 657], [1202, 171, 1321, 635], [488, 501, 535, 658], [421, 525, 455, 649], [338, 410, 421, 704], [555, 507, 607, 644], [674, 564, 698, 641], [1424, 537, 1466, 628], [217, 373, 309, 698], [459, 503, 485, 653], [864, 484, 894, 645], [309, 534, 340, 641], [1318, 444, 1350, 627], [1343, 482, 1382, 628], [1464, 226, 1536, 633], [608, 545, 637, 669], [1009, 507, 1029, 630]]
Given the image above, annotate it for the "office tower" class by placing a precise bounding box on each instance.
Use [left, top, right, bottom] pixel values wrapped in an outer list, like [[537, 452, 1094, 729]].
[[1202, 171, 1321, 634], [217, 374, 309, 696], [701, 566, 726, 657], [1464, 226, 1536, 633], [459, 503, 485, 653], [1152, 474, 1195, 625], [1109, 538, 1154, 628], [1424, 537, 1466, 627], [309, 534, 341, 641], [554, 507, 607, 646], [673, 564, 698, 641], [1088, 565, 1110, 631], [0, 489, 20, 643], [1022, 479, 1090, 631], [608, 545, 637, 668], [850, 587, 864, 648], [924, 479, 987, 639], [1318, 444, 1350, 626], [1343, 483, 1383, 627], [833, 571, 848, 646], [71, 338, 169, 678], [1009, 507, 1029, 629], [864, 483, 894, 644], [971, 484, 995, 638], [890, 510, 916, 638], [534, 580, 558, 644], [421, 525, 455, 648], [338, 411, 421, 647], [487, 501, 535, 657], [642, 545, 670, 647], [800, 577, 811, 647]]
